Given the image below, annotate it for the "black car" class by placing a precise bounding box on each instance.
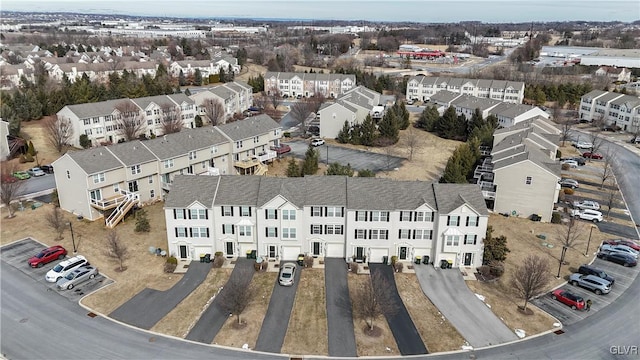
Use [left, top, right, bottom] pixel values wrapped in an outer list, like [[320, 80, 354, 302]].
[[597, 251, 637, 267], [578, 264, 615, 285], [40, 164, 54, 174]]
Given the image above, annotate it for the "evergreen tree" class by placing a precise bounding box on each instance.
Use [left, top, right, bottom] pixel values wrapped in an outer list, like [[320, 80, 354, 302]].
[[436, 106, 458, 139], [301, 145, 319, 175], [416, 105, 439, 131], [218, 67, 226, 83], [469, 108, 484, 133], [325, 163, 354, 176], [194, 69, 202, 86], [360, 115, 377, 146], [440, 155, 467, 183], [27, 141, 36, 156], [194, 115, 203, 127], [286, 158, 302, 177], [393, 101, 410, 130], [337, 120, 351, 143], [178, 70, 186, 86], [134, 209, 151, 232], [357, 169, 375, 177], [378, 111, 399, 144]]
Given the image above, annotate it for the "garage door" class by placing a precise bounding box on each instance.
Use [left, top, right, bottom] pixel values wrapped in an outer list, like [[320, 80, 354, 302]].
[[326, 243, 344, 258], [369, 248, 389, 263], [414, 248, 431, 261], [239, 243, 255, 257], [281, 246, 301, 261], [194, 246, 213, 259]]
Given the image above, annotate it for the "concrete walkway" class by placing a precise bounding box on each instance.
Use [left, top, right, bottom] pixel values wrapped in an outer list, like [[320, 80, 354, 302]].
[[110, 261, 210, 329], [324, 258, 357, 357], [369, 264, 427, 355], [414, 264, 518, 348], [186, 258, 255, 343]]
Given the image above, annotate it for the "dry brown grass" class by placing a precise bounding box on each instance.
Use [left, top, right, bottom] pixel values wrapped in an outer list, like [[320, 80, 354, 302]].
[[235, 62, 268, 83], [347, 273, 400, 356], [395, 273, 465, 353], [281, 269, 328, 355], [12, 118, 67, 171], [151, 268, 232, 338], [213, 271, 277, 348]]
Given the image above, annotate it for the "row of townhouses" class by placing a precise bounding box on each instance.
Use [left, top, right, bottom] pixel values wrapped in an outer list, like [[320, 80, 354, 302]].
[[317, 86, 386, 138], [52, 115, 283, 227], [579, 90, 640, 134], [56, 81, 253, 147], [474, 117, 561, 222], [428, 90, 550, 128], [164, 175, 488, 268], [406, 76, 526, 104], [264, 72, 356, 99]]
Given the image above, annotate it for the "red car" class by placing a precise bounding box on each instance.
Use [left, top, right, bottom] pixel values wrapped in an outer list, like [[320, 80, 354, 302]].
[[552, 289, 585, 310], [28, 245, 67, 268], [270, 144, 291, 155], [603, 239, 640, 252], [582, 152, 603, 159]]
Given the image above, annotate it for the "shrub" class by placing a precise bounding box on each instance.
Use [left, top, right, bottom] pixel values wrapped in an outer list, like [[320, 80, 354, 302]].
[[348, 262, 358, 273], [212, 254, 225, 268], [19, 155, 28, 163], [24, 153, 34, 162], [556, 149, 562, 159], [164, 262, 177, 273], [563, 188, 574, 195], [390, 255, 398, 265], [166, 256, 178, 265], [79, 134, 91, 149], [394, 261, 404, 273], [214, 251, 223, 257], [134, 209, 150, 232], [261, 261, 268, 271], [478, 265, 491, 277], [551, 212, 562, 224], [304, 255, 314, 268], [561, 163, 570, 170], [253, 262, 262, 271], [558, 190, 566, 202]]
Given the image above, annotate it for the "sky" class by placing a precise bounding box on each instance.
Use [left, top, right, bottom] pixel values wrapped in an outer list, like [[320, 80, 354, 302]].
[[2, 0, 639, 23]]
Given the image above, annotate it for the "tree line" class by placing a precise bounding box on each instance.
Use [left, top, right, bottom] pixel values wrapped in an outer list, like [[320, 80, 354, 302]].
[[336, 102, 410, 146], [524, 82, 593, 107]]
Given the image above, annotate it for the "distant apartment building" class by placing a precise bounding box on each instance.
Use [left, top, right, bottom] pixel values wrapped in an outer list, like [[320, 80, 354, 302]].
[[579, 90, 640, 133], [189, 81, 254, 122], [264, 72, 356, 99], [406, 76, 525, 104], [317, 86, 383, 138], [169, 57, 240, 78]]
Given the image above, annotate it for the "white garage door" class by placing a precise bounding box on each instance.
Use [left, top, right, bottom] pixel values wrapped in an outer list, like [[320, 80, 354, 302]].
[[194, 246, 213, 259], [281, 246, 301, 261], [239, 243, 255, 257], [369, 248, 389, 263], [326, 243, 344, 258]]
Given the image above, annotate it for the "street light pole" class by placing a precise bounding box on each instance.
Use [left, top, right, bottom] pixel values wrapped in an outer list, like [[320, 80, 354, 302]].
[[69, 222, 77, 253], [585, 225, 595, 256]]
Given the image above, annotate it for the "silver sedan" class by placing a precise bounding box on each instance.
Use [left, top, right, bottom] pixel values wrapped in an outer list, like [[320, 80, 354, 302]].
[[278, 262, 297, 286], [57, 265, 99, 290]]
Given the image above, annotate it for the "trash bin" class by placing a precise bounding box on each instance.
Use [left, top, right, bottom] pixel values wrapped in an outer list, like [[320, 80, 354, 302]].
[[447, 260, 453, 269], [414, 256, 422, 264], [382, 255, 388, 265], [297, 254, 305, 266], [200, 254, 206, 263], [204, 254, 211, 263], [440, 259, 449, 269], [423, 255, 430, 265], [246, 250, 257, 259]]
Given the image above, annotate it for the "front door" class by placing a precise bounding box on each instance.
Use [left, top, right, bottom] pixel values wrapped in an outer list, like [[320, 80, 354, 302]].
[[179, 245, 187, 259], [268, 245, 277, 258], [225, 242, 234, 258], [90, 189, 102, 202], [464, 252, 473, 266], [399, 246, 408, 260], [312, 242, 321, 257], [128, 180, 139, 192], [355, 247, 364, 261]]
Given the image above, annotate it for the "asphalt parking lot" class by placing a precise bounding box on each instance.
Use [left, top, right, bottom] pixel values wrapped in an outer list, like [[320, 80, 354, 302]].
[[1, 238, 111, 302], [532, 256, 639, 325], [284, 139, 405, 173]]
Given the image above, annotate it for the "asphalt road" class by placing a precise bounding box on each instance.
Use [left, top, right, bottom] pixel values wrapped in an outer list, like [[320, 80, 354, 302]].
[[186, 258, 255, 343], [14, 172, 56, 198], [368, 263, 427, 355], [323, 258, 357, 357], [254, 262, 302, 353], [414, 264, 518, 348], [109, 261, 210, 329]]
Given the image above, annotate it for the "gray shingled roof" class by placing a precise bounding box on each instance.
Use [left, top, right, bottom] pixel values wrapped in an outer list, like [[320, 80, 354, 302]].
[[433, 183, 488, 215], [304, 176, 348, 206], [65, 147, 124, 175], [256, 177, 306, 207], [165, 175, 218, 208], [429, 90, 462, 104], [582, 89, 608, 99], [215, 114, 280, 141], [213, 176, 262, 205], [131, 95, 175, 110], [493, 145, 560, 177], [596, 92, 625, 103], [106, 140, 157, 166], [65, 98, 131, 119]]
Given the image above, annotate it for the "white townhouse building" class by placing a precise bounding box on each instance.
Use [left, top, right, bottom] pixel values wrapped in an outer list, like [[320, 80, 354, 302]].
[[164, 175, 488, 268], [56, 94, 197, 147], [189, 81, 254, 122], [169, 56, 240, 78], [317, 86, 383, 138], [579, 90, 640, 134], [264, 72, 356, 99], [0, 120, 10, 160], [406, 76, 525, 104], [52, 115, 282, 227]]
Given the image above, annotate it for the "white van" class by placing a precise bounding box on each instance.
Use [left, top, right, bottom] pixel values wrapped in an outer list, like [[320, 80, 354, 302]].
[[45, 255, 88, 282]]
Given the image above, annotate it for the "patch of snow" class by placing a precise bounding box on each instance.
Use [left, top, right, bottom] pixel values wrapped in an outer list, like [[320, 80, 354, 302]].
[[461, 345, 474, 351], [515, 329, 526, 338], [485, 303, 491, 308], [553, 322, 562, 327], [242, 343, 249, 349], [475, 293, 486, 302]]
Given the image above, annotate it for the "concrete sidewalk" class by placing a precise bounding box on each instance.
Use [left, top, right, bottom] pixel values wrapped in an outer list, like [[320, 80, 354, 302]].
[[414, 264, 518, 348], [109, 261, 210, 329]]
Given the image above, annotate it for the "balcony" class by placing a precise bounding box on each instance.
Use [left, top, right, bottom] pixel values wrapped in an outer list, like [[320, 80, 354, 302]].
[[234, 156, 269, 175], [90, 189, 134, 211]]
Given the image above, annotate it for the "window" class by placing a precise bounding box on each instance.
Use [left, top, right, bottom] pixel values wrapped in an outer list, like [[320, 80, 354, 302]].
[[129, 165, 140, 175], [92, 173, 105, 184], [370, 211, 389, 222], [311, 225, 322, 234], [190, 209, 208, 220], [446, 235, 460, 246], [282, 209, 296, 220], [311, 207, 322, 217], [465, 234, 477, 245], [175, 227, 187, 237], [325, 225, 343, 235], [265, 227, 277, 237], [211, 146, 218, 154], [282, 228, 296, 239], [399, 229, 411, 239], [113, 183, 120, 192], [265, 209, 277, 220], [238, 226, 252, 236], [190, 227, 209, 238], [447, 216, 460, 226], [150, 189, 155, 198], [525, 176, 532, 185], [240, 206, 251, 217], [370, 229, 388, 240], [400, 211, 412, 221], [236, 140, 243, 149], [174, 209, 186, 219], [326, 207, 343, 217], [189, 151, 196, 160], [414, 229, 433, 240], [356, 211, 367, 222], [222, 206, 233, 216], [466, 216, 479, 227], [66, 170, 70, 179], [355, 229, 367, 239], [164, 159, 174, 169], [416, 211, 433, 222], [222, 224, 234, 234], [148, 175, 154, 184]]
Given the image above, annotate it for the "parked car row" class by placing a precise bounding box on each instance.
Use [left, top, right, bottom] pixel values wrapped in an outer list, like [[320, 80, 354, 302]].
[[560, 157, 586, 166], [597, 251, 638, 267], [28, 245, 99, 290], [7, 166, 53, 182], [570, 208, 603, 223]]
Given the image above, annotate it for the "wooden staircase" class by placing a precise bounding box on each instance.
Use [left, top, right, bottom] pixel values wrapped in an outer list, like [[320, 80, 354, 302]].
[[105, 191, 140, 228]]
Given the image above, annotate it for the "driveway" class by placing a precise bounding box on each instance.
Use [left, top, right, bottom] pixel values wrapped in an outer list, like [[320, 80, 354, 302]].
[[110, 261, 210, 329], [254, 262, 302, 353], [285, 140, 405, 173], [324, 258, 356, 357], [186, 258, 255, 343], [414, 264, 518, 348], [368, 264, 427, 355]]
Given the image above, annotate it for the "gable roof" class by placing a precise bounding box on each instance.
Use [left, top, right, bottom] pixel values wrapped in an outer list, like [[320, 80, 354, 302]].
[[62, 147, 123, 175], [165, 175, 219, 208], [215, 114, 280, 141], [64, 98, 131, 119], [433, 183, 488, 215], [106, 140, 157, 166]]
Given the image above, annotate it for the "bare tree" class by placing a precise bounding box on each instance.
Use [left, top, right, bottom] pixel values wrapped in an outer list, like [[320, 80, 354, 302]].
[[159, 103, 183, 134], [266, 86, 282, 110], [45, 206, 66, 240], [115, 101, 144, 141], [0, 162, 26, 218], [217, 269, 255, 325], [591, 113, 606, 131], [44, 115, 74, 153], [105, 230, 129, 271], [557, 119, 573, 147], [555, 217, 585, 277], [600, 150, 615, 189], [510, 255, 551, 312], [306, 93, 326, 114], [402, 125, 422, 161], [253, 94, 269, 111], [289, 100, 313, 133], [202, 98, 226, 126], [603, 179, 621, 218], [352, 272, 397, 332], [586, 131, 603, 162]]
